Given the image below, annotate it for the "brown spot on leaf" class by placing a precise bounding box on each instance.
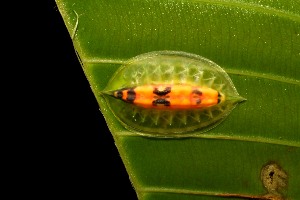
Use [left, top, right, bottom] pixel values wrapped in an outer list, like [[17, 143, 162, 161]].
[[261, 162, 288, 196]]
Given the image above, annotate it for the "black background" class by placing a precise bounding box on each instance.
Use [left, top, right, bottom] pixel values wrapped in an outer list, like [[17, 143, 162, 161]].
[[40, 1, 137, 199]]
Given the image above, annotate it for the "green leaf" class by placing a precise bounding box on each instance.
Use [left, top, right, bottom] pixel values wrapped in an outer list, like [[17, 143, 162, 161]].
[[56, 0, 300, 199]]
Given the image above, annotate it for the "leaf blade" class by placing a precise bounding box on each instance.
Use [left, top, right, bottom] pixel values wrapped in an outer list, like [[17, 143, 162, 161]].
[[56, 0, 300, 199]]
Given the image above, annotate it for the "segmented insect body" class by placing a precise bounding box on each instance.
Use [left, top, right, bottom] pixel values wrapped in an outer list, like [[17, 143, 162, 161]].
[[113, 84, 224, 109], [103, 51, 245, 136]]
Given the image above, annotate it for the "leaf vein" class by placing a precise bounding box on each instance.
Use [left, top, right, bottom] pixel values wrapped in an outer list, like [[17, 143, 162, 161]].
[[82, 59, 300, 85], [117, 132, 300, 147], [138, 187, 276, 199]]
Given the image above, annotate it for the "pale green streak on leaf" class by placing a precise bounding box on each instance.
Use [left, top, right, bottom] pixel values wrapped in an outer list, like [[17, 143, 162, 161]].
[[56, 0, 300, 199]]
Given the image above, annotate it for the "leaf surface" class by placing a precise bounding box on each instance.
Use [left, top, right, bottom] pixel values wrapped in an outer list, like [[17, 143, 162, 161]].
[[56, 0, 300, 199]]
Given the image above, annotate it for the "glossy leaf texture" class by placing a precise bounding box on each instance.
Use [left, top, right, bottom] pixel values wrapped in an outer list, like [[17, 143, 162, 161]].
[[56, 0, 300, 200]]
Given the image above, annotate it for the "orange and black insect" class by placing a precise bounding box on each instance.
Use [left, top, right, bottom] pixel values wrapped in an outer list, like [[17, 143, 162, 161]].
[[103, 51, 245, 136], [112, 84, 224, 109]]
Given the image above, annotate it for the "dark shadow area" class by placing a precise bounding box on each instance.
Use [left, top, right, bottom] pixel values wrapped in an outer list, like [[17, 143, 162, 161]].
[[39, 1, 138, 199]]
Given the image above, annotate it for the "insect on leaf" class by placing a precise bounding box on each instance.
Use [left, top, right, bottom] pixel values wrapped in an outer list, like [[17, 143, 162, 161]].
[[103, 51, 245, 136]]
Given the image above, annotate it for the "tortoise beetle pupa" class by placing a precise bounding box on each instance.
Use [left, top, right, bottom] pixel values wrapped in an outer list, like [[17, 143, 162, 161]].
[[102, 51, 245, 136]]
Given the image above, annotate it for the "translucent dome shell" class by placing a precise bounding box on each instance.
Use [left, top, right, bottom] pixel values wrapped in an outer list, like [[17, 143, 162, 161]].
[[102, 51, 245, 137]]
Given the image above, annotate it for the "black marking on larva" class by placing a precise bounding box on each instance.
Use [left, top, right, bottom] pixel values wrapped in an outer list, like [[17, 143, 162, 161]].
[[196, 99, 201, 105], [116, 90, 123, 99], [126, 88, 136, 103], [152, 98, 170, 106], [153, 87, 171, 96], [217, 92, 221, 104], [192, 89, 202, 96]]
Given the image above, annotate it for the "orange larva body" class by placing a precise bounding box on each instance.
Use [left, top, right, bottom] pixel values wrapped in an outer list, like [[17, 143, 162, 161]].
[[113, 84, 224, 110]]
